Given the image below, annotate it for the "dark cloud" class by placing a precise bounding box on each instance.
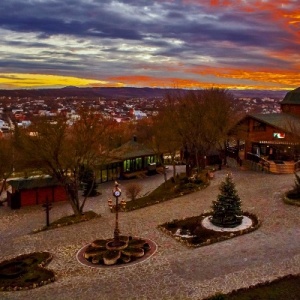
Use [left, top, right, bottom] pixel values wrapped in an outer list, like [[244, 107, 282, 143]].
[[0, 0, 298, 88]]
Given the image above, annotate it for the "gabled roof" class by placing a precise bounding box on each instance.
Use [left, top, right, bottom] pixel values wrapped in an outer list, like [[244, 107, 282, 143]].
[[109, 139, 155, 160], [281, 87, 300, 105], [248, 112, 300, 133]]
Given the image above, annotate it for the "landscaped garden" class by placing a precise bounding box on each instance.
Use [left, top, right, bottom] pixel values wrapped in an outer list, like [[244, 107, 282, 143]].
[[158, 211, 260, 247], [1, 170, 297, 296]]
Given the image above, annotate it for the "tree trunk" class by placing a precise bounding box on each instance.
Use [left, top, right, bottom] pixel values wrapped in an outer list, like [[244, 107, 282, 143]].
[[195, 148, 200, 173], [171, 153, 176, 178], [65, 184, 82, 216]]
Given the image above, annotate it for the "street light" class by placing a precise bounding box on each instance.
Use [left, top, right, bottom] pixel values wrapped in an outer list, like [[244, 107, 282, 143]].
[[107, 181, 127, 248]]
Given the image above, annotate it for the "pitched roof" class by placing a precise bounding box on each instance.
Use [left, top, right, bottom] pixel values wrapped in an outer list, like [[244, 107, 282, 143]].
[[8, 176, 61, 190], [281, 87, 300, 105], [109, 139, 155, 160], [249, 112, 300, 133]]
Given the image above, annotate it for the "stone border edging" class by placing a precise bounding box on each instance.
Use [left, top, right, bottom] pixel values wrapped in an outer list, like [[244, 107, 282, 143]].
[[76, 238, 158, 269], [202, 216, 253, 232], [0, 252, 56, 292]]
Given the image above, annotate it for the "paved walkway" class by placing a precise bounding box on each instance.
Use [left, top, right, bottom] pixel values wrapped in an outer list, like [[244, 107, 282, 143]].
[[0, 165, 299, 300]]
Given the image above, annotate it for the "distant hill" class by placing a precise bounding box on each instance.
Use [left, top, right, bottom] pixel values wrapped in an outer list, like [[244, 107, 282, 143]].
[[230, 89, 287, 99], [0, 87, 288, 100], [0, 87, 176, 98]]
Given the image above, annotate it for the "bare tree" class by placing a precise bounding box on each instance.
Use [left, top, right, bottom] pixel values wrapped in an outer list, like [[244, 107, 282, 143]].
[[14, 109, 113, 215], [152, 99, 182, 179], [162, 88, 238, 175], [0, 136, 15, 203]]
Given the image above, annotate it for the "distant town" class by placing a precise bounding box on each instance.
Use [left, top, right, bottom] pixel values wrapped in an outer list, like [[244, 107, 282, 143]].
[[0, 87, 287, 133]]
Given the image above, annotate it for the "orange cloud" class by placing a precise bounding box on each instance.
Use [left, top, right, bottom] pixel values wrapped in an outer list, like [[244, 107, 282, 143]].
[[187, 65, 299, 88], [182, 1, 300, 44], [107, 74, 292, 90]]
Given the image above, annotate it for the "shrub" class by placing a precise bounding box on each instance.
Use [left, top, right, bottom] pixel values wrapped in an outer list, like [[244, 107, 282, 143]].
[[125, 182, 142, 201]]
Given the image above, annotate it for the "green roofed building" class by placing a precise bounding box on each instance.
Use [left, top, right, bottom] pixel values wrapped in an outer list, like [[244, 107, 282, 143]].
[[97, 136, 159, 182]]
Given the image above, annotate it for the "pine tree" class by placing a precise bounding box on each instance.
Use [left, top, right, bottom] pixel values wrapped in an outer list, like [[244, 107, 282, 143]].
[[210, 173, 243, 227]]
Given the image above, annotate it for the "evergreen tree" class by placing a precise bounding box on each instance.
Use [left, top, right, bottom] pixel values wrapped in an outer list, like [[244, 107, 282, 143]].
[[210, 173, 243, 227]]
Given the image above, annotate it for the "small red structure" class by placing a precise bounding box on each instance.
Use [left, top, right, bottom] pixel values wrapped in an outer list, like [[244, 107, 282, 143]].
[[7, 177, 68, 209]]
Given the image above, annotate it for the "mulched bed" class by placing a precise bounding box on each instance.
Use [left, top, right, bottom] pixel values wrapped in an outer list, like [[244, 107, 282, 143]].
[[158, 212, 261, 247]]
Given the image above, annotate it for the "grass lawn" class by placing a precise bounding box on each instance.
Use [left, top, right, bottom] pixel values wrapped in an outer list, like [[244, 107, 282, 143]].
[[124, 172, 209, 211], [206, 274, 300, 300]]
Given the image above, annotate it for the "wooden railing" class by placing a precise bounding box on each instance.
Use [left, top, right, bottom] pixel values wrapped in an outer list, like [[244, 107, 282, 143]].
[[246, 152, 270, 173], [294, 160, 300, 172]]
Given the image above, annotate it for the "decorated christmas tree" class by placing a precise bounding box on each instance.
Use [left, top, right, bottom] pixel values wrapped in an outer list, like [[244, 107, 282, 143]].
[[210, 173, 243, 228]]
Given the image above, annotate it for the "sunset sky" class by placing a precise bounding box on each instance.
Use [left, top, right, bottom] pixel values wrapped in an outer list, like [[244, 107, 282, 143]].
[[0, 0, 299, 90]]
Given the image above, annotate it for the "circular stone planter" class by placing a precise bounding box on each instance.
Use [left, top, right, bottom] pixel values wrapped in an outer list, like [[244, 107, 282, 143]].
[[202, 215, 253, 232], [76, 238, 157, 269]]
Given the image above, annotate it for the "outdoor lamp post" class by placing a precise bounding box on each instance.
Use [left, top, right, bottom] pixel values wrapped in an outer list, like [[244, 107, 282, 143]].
[[106, 181, 127, 248], [112, 181, 121, 243]]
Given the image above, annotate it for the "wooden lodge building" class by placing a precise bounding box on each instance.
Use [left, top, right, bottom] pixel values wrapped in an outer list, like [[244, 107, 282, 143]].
[[236, 87, 300, 174]]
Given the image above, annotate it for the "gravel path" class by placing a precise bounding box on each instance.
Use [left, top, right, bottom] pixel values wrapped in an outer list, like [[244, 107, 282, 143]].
[[0, 164, 299, 300]]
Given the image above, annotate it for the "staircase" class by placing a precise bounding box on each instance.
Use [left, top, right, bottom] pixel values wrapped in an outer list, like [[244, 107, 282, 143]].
[[242, 159, 295, 174]]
